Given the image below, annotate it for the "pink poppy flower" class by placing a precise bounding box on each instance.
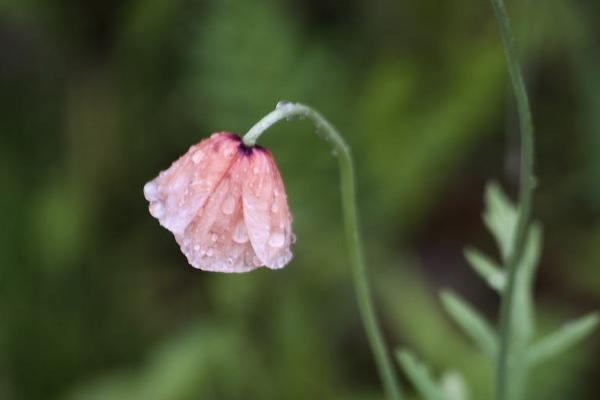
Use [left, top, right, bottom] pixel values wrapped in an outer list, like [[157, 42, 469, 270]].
[[143, 132, 294, 272]]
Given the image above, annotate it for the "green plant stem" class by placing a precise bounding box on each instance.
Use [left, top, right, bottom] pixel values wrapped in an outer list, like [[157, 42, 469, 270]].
[[244, 102, 403, 400], [489, 1, 535, 400]]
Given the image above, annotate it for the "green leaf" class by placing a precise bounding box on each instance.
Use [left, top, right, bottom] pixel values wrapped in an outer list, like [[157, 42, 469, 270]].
[[464, 247, 505, 291], [396, 350, 443, 400], [482, 182, 517, 262], [528, 312, 600, 366], [440, 291, 498, 358]]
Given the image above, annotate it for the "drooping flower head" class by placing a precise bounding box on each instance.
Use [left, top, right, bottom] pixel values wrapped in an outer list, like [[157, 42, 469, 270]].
[[143, 132, 294, 272]]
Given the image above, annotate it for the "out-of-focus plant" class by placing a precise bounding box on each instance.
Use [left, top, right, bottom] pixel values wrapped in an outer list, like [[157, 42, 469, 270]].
[[398, 183, 598, 400], [396, 1, 599, 399]]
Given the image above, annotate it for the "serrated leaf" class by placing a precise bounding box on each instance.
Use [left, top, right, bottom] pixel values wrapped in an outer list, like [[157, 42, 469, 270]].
[[439, 371, 470, 400], [483, 182, 517, 262], [440, 291, 498, 358], [528, 312, 600, 366], [464, 247, 505, 291], [396, 350, 443, 400]]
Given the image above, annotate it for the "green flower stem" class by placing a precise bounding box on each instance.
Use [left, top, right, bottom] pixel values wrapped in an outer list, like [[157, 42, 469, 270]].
[[244, 102, 403, 400], [489, 1, 536, 400]]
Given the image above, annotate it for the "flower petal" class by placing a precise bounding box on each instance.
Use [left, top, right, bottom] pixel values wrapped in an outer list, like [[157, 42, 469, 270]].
[[143, 133, 238, 236], [179, 155, 262, 272], [243, 149, 293, 269]]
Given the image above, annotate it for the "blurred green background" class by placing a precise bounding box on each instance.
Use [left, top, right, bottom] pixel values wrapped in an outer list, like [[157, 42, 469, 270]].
[[1, 0, 599, 399]]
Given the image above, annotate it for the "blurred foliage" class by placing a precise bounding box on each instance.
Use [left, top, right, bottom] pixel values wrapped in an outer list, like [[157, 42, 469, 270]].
[[0, 0, 599, 399], [399, 182, 598, 400]]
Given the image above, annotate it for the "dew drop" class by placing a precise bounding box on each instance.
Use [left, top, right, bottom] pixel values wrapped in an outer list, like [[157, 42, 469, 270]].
[[192, 150, 205, 164], [271, 203, 279, 213], [232, 222, 249, 243], [143, 181, 158, 199], [291, 233, 297, 244], [194, 244, 200, 252], [211, 233, 218, 242], [276, 100, 290, 109], [253, 166, 259, 175], [268, 232, 285, 248], [149, 201, 165, 218], [172, 175, 186, 190], [206, 248, 214, 257], [223, 147, 234, 157], [221, 196, 236, 215], [274, 189, 280, 197]]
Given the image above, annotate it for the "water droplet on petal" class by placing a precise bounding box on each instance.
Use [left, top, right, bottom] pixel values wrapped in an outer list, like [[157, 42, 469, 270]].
[[211, 233, 218, 242], [253, 166, 259, 175], [192, 150, 205, 164], [143, 181, 158, 199], [172, 175, 186, 190], [274, 189, 280, 197], [206, 248, 214, 257], [291, 234, 297, 244], [149, 201, 165, 218], [271, 203, 279, 213], [194, 244, 200, 251], [223, 147, 234, 157], [221, 196, 236, 215], [232, 222, 249, 243], [268, 232, 285, 248]]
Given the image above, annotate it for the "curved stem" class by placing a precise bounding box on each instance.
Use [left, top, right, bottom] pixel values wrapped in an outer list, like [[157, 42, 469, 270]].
[[244, 102, 403, 400], [490, 1, 536, 400]]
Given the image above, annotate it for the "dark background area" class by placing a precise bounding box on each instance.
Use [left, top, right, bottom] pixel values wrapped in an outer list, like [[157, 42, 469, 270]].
[[1, 0, 599, 399]]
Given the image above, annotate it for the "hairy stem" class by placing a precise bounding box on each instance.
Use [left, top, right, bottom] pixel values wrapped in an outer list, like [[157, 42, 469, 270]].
[[244, 102, 403, 400], [490, 1, 536, 399]]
